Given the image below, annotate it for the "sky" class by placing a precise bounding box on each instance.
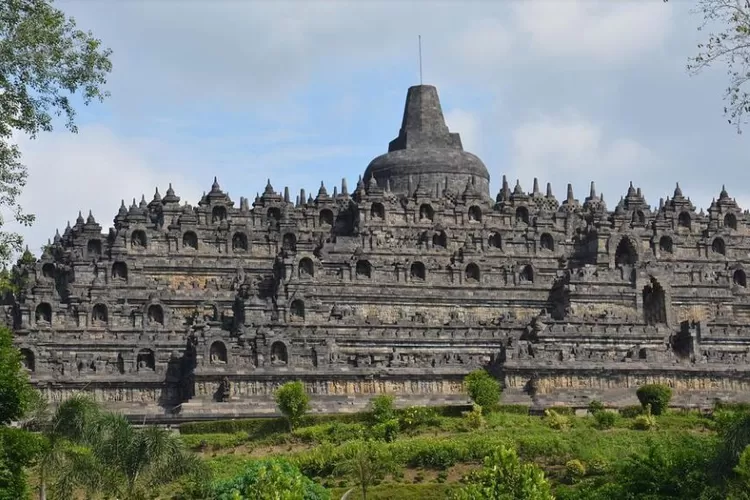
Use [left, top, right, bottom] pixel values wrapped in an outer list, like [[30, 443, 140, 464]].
[[11, 0, 750, 254]]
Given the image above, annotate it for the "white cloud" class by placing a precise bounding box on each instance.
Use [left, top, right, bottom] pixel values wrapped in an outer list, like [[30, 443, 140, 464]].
[[513, 0, 673, 62], [10, 127, 204, 254], [445, 108, 481, 154], [508, 113, 661, 202]]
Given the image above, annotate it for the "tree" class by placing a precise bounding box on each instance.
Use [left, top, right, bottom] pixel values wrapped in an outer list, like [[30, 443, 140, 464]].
[[335, 440, 394, 500], [212, 458, 330, 500], [464, 369, 501, 411], [275, 381, 310, 431], [0, 326, 33, 424], [636, 384, 672, 416], [675, 0, 750, 133], [0, 0, 112, 263], [452, 446, 554, 500]]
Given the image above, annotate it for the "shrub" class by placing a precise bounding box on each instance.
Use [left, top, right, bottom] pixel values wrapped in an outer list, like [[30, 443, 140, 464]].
[[632, 405, 657, 430], [636, 384, 672, 416], [587, 400, 605, 415], [495, 404, 529, 415], [593, 410, 618, 430], [399, 406, 440, 431], [565, 459, 586, 483], [544, 409, 571, 430], [370, 418, 399, 442], [619, 405, 644, 418], [464, 370, 501, 411], [211, 458, 330, 500], [369, 395, 396, 425], [275, 381, 310, 431], [462, 403, 486, 430]]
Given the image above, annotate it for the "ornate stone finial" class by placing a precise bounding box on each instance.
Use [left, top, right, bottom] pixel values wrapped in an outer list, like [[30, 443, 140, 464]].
[[254, 192, 260, 204], [295, 195, 300, 207], [131, 198, 138, 209], [674, 183, 683, 198], [118, 200, 127, 215], [546, 182, 553, 198], [284, 186, 290, 203], [567, 183, 574, 202], [720, 184, 729, 200], [627, 181, 636, 197], [659, 197, 665, 209], [264, 179, 274, 195], [76, 211, 84, 225], [307, 194, 314, 204], [333, 186, 338, 197], [318, 181, 328, 197], [167, 183, 175, 196], [341, 178, 348, 196], [211, 176, 221, 192], [300, 189, 306, 205], [589, 181, 597, 199], [513, 179, 523, 195], [163, 183, 180, 204], [86, 210, 96, 224], [532, 178, 540, 196], [152, 187, 161, 202], [54, 229, 61, 244], [139, 195, 148, 209], [636, 187, 642, 197]]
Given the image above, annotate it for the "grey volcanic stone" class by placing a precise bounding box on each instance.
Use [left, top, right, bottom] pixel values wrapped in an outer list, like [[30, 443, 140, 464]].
[[8, 87, 750, 419]]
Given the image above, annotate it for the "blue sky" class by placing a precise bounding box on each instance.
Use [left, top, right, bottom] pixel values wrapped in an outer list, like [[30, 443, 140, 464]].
[[13, 0, 750, 253]]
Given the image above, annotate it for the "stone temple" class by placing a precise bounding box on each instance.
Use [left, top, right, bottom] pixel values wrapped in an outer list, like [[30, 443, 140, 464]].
[[9, 84, 750, 419]]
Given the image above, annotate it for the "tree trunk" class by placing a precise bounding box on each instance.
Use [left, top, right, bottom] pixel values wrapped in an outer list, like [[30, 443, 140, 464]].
[[39, 481, 46, 500]]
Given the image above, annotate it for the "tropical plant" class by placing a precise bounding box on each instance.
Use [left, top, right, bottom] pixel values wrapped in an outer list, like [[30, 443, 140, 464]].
[[464, 370, 501, 411], [369, 395, 396, 425], [335, 439, 394, 500], [211, 458, 329, 500], [636, 384, 672, 416]]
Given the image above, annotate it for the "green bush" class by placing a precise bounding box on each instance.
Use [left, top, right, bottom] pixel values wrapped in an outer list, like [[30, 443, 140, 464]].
[[619, 405, 644, 418], [636, 384, 672, 416], [565, 459, 586, 483], [495, 404, 530, 415], [464, 370, 501, 411], [587, 400, 605, 415], [276, 381, 311, 431], [462, 404, 486, 430], [546, 406, 575, 416], [398, 406, 440, 431], [544, 409, 571, 430], [632, 405, 657, 431], [593, 411, 618, 430], [211, 458, 329, 499], [370, 395, 396, 425], [371, 418, 399, 442]]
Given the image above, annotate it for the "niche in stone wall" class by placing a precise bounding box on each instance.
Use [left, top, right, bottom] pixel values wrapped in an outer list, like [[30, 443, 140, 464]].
[[410, 261, 426, 281], [290, 299, 305, 321], [147, 304, 164, 326], [615, 238, 638, 267], [465, 263, 480, 283], [371, 203, 385, 220], [19, 348, 34, 372], [210, 341, 228, 364], [283, 233, 297, 252], [659, 235, 673, 254], [232, 232, 248, 252], [319, 209, 334, 227], [488, 232, 501, 249], [92, 304, 108, 326], [131, 230, 147, 249], [643, 277, 667, 325], [87, 239, 102, 259], [632, 210, 646, 225], [182, 231, 198, 250], [433, 231, 447, 249], [419, 204, 434, 222], [519, 265, 534, 283], [212, 205, 227, 223], [271, 341, 288, 365], [267, 207, 281, 228], [515, 206, 530, 225], [540, 233, 554, 251], [678, 212, 691, 230], [117, 353, 125, 374], [356, 259, 372, 278], [298, 257, 314, 279], [468, 206, 482, 222], [725, 213, 738, 230], [734, 269, 747, 287], [35, 303, 52, 324], [42, 263, 55, 279], [137, 349, 155, 371], [712, 237, 726, 256], [111, 262, 128, 281]]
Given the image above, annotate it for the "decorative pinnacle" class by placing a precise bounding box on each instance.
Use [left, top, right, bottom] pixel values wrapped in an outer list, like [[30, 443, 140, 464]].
[[212, 176, 220, 192], [532, 178, 540, 195], [284, 186, 290, 203], [341, 178, 348, 196], [546, 183, 553, 198], [674, 183, 683, 197], [567, 183, 574, 202], [589, 181, 596, 199]]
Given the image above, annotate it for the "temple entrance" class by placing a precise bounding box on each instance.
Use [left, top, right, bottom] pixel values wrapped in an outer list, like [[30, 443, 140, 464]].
[[643, 277, 666, 325]]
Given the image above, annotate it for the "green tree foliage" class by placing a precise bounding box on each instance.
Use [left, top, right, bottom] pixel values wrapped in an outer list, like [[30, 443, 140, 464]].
[[464, 370, 501, 411], [0, 426, 43, 500], [369, 395, 395, 425], [0, 326, 32, 424], [335, 439, 394, 500], [636, 384, 672, 416], [212, 458, 329, 500], [0, 0, 112, 263], [452, 446, 554, 500], [275, 381, 310, 431]]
